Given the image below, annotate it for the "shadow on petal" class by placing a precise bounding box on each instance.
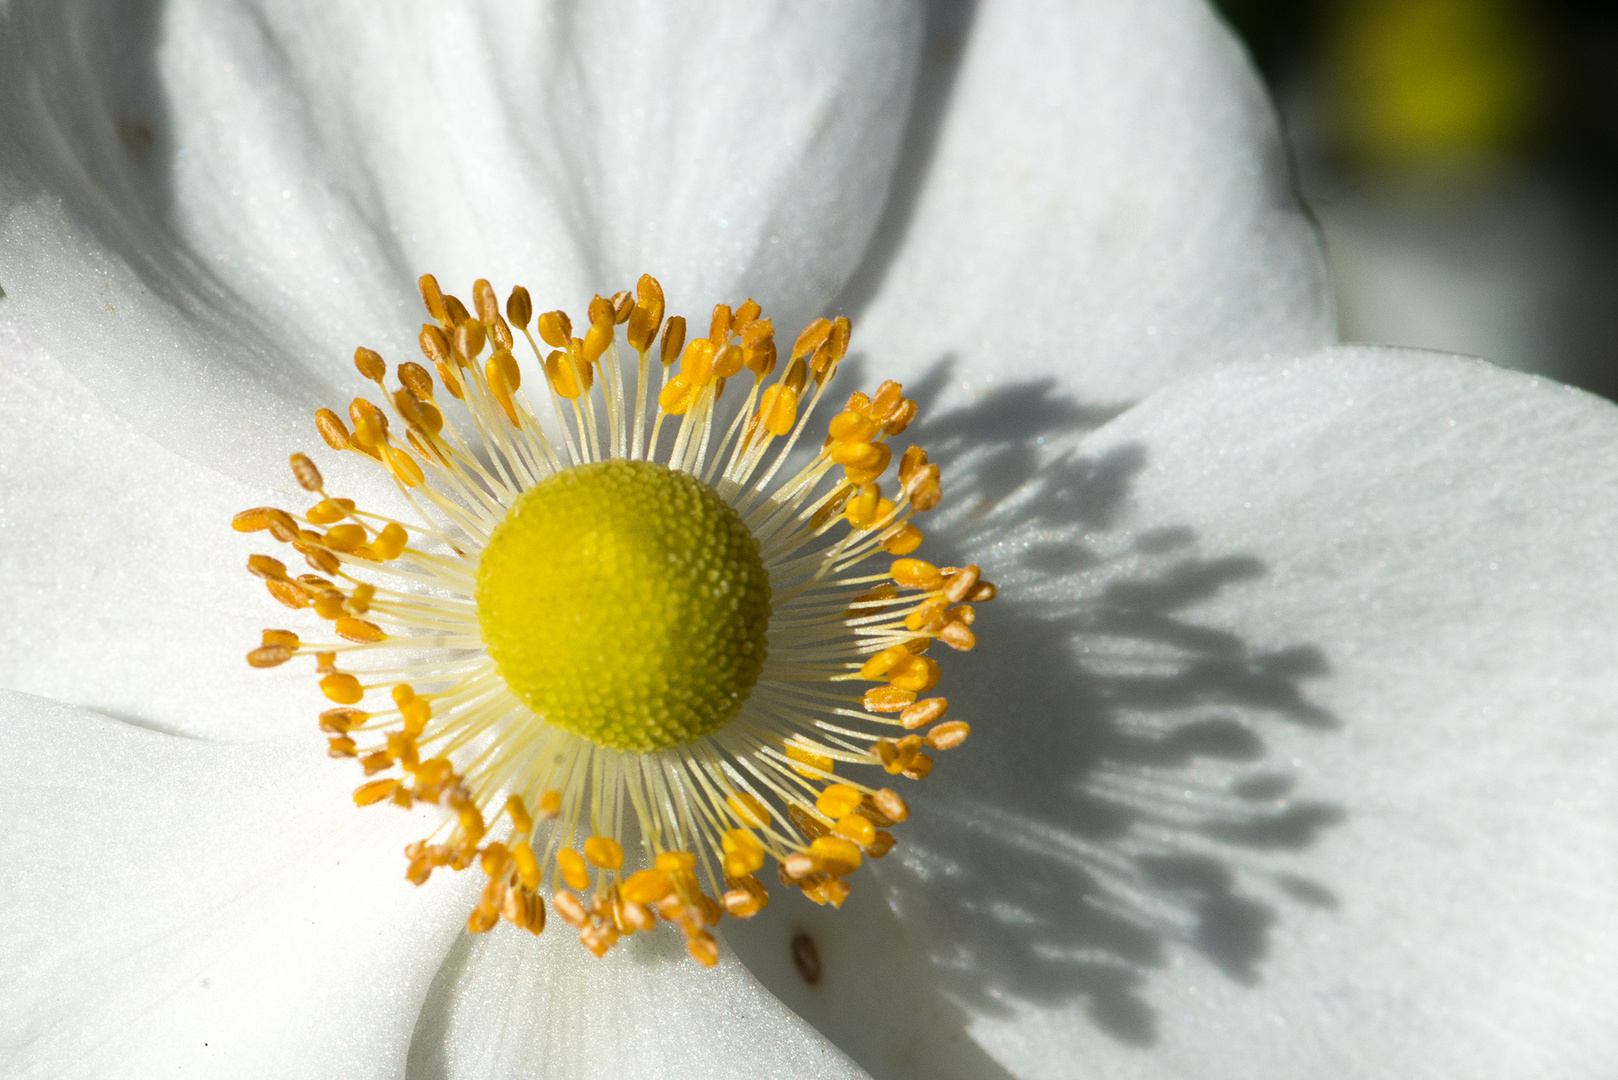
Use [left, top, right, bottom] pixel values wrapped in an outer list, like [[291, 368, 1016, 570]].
[[730, 360, 1344, 1071]]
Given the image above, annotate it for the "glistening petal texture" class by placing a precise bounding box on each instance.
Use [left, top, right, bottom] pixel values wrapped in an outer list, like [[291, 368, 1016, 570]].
[[0, 693, 473, 1079], [0, 322, 343, 741], [732, 348, 1618, 1078], [0, 0, 921, 486], [850, 0, 1333, 405], [406, 928, 870, 1080]]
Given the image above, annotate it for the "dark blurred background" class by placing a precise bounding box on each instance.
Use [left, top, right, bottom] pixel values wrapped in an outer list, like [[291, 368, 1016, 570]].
[[1214, 0, 1618, 398]]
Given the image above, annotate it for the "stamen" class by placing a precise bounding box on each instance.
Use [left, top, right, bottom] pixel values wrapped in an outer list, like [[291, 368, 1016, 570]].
[[238, 273, 995, 963]]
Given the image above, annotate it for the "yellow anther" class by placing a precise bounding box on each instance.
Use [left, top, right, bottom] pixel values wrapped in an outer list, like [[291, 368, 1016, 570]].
[[246, 643, 293, 668], [828, 411, 881, 444], [886, 654, 940, 693], [892, 558, 944, 591], [480, 842, 511, 877], [728, 791, 770, 827], [558, 849, 590, 891], [353, 778, 398, 806], [485, 354, 522, 426], [927, 720, 971, 750], [305, 498, 354, 525], [333, 616, 384, 644], [621, 869, 675, 905], [785, 741, 835, 778], [345, 582, 375, 615], [354, 346, 387, 383], [860, 645, 911, 682], [327, 735, 357, 758], [545, 350, 587, 399], [713, 343, 744, 379], [815, 784, 864, 819], [655, 850, 698, 874], [657, 373, 700, 415], [311, 590, 346, 619], [320, 673, 364, 705], [845, 482, 882, 529], [512, 840, 542, 889], [537, 789, 563, 820], [457, 804, 486, 846], [373, 522, 408, 560], [232, 507, 273, 532], [395, 389, 444, 437], [348, 398, 388, 450], [680, 338, 717, 385], [809, 835, 862, 876], [322, 524, 366, 552], [536, 310, 572, 349], [720, 829, 766, 876], [392, 684, 416, 705], [833, 813, 876, 846], [881, 523, 923, 555], [830, 440, 886, 471], [581, 320, 613, 366], [261, 629, 299, 649], [583, 835, 624, 871], [380, 444, 424, 487], [400, 698, 431, 737], [505, 794, 533, 834], [758, 384, 799, 436]]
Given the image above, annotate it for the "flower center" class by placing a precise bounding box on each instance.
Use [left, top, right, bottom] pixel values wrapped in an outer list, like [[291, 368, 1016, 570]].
[[475, 459, 771, 752]]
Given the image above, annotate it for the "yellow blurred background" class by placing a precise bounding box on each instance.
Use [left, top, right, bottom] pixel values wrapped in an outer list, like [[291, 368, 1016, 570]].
[[1215, 0, 1618, 396]]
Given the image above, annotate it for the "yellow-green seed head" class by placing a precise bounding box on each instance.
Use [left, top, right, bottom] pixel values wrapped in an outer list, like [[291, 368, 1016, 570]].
[[475, 459, 771, 753]]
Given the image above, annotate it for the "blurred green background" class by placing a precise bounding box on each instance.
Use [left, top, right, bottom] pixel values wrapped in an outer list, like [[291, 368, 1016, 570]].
[[1214, 0, 1618, 397]]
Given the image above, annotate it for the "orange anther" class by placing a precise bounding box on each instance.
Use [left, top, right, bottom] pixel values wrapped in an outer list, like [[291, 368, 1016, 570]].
[[940, 621, 977, 651], [844, 482, 882, 529], [327, 735, 357, 757], [863, 686, 915, 713], [553, 890, 589, 929], [452, 319, 486, 363], [380, 444, 424, 487], [506, 285, 533, 329], [859, 645, 910, 682], [886, 654, 940, 693], [884, 399, 917, 435], [334, 616, 384, 643], [321, 523, 365, 552], [232, 507, 273, 532], [713, 343, 744, 378], [545, 350, 587, 399], [320, 673, 364, 705], [927, 720, 971, 750], [305, 498, 354, 525], [872, 788, 909, 824], [687, 931, 721, 967], [621, 869, 675, 905], [345, 583, 375, 615], [353, 778, 398, 806], [583, 835, 624, 871], [537, 789, 562, 819], [353, 346, 386, 383], [480, 842, 512, 877], [536, 310, 572, 349], [505, 794, 533, 834], [655, 850, 698, 874], [262, 629, 299, 649], [902, 753, 934, 780], [720, 829, 766, 876], [400, 698, 431, 737], [247, 554, 287, 580], [880, 523, 923, 555], [966, 581, 997, 602], [266, 578, 309, 609], [791, 318, 832, 360], [900, 696, 948, 729], [418, 273, 448, 323], [288, 453, 323, 492]]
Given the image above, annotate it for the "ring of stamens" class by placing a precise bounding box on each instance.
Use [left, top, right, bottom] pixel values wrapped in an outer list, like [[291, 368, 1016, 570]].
[[237, 272, 996, 964]]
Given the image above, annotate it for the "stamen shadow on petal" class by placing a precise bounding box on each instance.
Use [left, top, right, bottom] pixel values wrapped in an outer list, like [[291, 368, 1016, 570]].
[[729, 361, 1344, 1073]]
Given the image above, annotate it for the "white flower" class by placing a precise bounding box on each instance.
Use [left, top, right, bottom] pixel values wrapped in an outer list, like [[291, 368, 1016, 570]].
[[2, 1, 1614, 1079]]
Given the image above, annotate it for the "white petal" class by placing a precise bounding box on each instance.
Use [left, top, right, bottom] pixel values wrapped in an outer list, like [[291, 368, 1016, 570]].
[[849, 0, 1333, 404], [408, 925, 869, 1080], [734, 347, 1618, 1077], [0, 693, 472, 1079], [0, 0, 920, 486], [0, 321, 355, 740]]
